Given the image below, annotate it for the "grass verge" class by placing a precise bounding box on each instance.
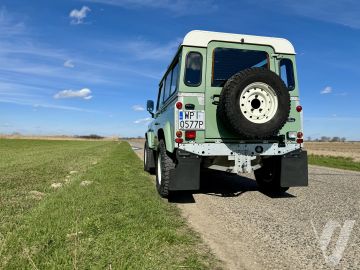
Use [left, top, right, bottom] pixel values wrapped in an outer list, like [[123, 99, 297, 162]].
[[0, 139, 218, 269], [308, 154, 360, 171]]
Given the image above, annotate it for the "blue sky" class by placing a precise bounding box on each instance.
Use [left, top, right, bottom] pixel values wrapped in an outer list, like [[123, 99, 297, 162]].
[[0, 0, 359, 140]]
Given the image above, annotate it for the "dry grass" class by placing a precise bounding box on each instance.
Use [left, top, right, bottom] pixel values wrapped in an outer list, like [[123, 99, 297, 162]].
[[304, 142, 360, 162]]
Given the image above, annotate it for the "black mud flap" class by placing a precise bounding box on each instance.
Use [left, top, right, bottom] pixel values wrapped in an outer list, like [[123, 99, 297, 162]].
[[169, 149, 201, 191], [280, 149, 308, 187], [148, 149, 156, 169]]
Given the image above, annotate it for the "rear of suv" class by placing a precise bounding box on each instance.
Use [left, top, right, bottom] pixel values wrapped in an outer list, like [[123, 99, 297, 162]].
[[144, 30, 308, 198]]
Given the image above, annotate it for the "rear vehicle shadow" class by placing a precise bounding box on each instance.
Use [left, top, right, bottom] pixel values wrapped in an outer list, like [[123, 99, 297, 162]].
[[169, 169, 295, 203], [200, 170, 258, 197]]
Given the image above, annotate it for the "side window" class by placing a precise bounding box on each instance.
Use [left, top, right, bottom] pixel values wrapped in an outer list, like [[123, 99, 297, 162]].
[[156, 83, 164, 110], [280, 58, 295, 90], [170, 62, 179, 95], [184, 52, 202, 86], [163, 72, 171, 102]]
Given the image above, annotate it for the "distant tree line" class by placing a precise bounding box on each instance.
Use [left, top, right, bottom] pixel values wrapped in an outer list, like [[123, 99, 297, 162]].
[[306, 136, 346, 142], [120, 136, 145, 140], [74, 134, 104, 140]]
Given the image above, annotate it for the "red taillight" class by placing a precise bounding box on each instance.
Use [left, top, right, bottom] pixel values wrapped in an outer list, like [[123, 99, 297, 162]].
[[176, 102, 183, 109], [176, 131, 182, 138], [297, 138, 303, 144], [297, 132, 303, 138], [185, 130, 196, 140], [175, 138, 183, 143], [296, 105, 302, 112]]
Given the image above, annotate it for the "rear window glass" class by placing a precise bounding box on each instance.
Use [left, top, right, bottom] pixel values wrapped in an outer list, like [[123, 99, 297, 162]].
[[280, 58, 295, 90], [212, 48, 269, 87], [184, 52, 202, 86]]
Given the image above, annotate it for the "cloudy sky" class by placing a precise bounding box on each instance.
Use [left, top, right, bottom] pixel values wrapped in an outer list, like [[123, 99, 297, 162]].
[[0, 0, 359, 139]]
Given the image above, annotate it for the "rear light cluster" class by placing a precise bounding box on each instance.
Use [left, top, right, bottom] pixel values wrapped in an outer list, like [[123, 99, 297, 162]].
[[175, 101, 197, 143], [175, 130, 197, 144], [287, 131, 304, 144], [185, 130, 196, 140], [175, 130, 183, 143], [176, 102, 183, 109], [176, 131, 182, 137], [297, 131, 303, 144]]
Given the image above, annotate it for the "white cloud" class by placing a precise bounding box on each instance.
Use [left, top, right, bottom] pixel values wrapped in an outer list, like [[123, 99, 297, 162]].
[[69, 6, 91, 24], [321, 86, 332, 94], [134, 117, 151, 124], [54, 88, 93, 100], [64, 59, 75, 68], [0, 98, 97, 113], [0, 7, 25, 36], [132, 105, 145, 111], [99, 38, 181, 62]]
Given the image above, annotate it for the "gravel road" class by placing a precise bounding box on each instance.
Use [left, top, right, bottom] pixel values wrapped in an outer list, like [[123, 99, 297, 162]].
[[130, 141, 360, 270]]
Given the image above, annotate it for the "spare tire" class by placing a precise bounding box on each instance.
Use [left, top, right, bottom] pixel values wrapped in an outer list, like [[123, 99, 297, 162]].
[[217, 67, 290, 139]]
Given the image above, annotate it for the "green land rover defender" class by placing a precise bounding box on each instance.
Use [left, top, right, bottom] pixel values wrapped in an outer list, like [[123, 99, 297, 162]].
[[144, 30, 308, 198]]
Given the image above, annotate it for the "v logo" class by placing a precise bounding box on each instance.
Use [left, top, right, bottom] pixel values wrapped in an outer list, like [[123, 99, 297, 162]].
[[311, 220, 355, 267]]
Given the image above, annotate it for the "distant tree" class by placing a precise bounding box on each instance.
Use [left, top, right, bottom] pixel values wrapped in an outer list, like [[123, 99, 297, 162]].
[[341, 137, 346, 142], [320, 136, 330, 142], [306, 136, 312, 142], [331, 136, 341, 142]]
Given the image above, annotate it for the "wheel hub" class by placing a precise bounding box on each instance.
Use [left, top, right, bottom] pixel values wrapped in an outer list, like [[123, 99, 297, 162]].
[[239, 82, 279, 124]]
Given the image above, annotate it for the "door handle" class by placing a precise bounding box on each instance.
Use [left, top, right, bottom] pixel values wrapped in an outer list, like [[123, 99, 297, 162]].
[[211, 94, 220, 105], [154, 123, 160, 125]]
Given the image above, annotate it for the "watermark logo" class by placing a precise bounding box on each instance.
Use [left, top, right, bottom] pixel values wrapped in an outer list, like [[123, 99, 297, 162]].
[[311, 220, 355, 267]]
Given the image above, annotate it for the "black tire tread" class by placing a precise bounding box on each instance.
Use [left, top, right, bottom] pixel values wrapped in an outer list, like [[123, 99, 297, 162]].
[[156, 140, 175, 198], [254, 157, 289, 194]]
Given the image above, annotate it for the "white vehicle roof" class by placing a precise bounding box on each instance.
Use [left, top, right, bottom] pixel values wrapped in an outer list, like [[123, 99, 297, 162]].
[[182, 30, 295, 55]]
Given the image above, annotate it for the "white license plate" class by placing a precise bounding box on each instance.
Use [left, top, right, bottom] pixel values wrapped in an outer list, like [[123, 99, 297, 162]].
[[178, 110, 205, 130]]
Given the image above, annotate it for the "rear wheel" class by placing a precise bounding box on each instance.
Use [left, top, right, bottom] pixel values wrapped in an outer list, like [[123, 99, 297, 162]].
[[254, 157, 289, 194], [156, 140, 175, 198]]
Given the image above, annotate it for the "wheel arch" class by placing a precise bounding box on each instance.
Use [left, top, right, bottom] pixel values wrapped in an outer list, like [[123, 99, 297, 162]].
[[157, 122, 174, 153], [146, 131, 155, 149]]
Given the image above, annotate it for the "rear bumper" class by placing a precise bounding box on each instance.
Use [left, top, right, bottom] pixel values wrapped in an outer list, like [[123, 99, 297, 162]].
[[178, 142, 301, 156]]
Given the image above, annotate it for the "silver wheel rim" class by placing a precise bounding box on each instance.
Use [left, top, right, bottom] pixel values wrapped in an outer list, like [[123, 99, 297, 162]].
[[239, 82, 278, 124], [157, 154, 162, 185], [144, 147, 147, 165]]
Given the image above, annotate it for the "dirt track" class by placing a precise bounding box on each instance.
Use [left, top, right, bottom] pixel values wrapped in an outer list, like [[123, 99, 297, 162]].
[[130, 141, 360, 270]]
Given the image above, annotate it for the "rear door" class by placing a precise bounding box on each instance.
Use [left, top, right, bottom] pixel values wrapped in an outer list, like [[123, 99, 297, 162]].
[[204, 41, 276, 140]]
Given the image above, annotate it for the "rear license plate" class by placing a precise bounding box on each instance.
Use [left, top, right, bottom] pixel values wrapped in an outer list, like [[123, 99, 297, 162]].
[[178, 110, 205, 130]]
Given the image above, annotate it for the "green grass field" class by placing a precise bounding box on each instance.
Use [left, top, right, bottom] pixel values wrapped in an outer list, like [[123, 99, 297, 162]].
[[308, 154, 360, 171], [0, 139, 218, 269]]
